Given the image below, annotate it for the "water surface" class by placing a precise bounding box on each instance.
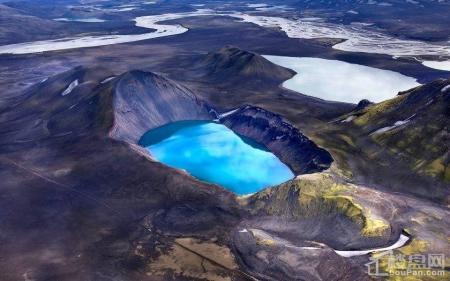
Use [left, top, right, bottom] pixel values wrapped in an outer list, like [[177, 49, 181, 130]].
[[0, 10, 212, 54], [422, 60, 450, 71], [1, 7, 448, 69], [54, 18, 106, 23], [139, 121, 294, 194], [264, 56, 420, 103]]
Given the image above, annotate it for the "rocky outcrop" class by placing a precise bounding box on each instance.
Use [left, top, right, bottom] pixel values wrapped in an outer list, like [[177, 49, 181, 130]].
[[109, 70, 215, 143], [353, 99, 373, 111], [220, 105, 333, 174]]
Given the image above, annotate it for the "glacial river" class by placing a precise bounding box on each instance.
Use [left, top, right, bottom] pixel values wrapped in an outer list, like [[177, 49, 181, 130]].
[[0, 10, 212, 55], [0, 8, 448, 72]]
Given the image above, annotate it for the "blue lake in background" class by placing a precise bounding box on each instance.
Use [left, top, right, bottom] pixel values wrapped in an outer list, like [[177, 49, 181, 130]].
[[139, 120, 294, 194]]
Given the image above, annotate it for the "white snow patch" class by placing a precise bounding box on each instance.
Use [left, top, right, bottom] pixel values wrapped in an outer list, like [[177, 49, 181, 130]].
[[239, 229, 248, 233], [61, 80, 79, 96], [371, 115, 415, 135], [371, 126, 393, 135], [300, 246, 321, 250], [341, 115, 357, 123], [219, 108, 239, 118], [441, 85, 450, 92], [335, 234, 410, 257], [101, 76, 116, 84], [116, 7, 137, 11]]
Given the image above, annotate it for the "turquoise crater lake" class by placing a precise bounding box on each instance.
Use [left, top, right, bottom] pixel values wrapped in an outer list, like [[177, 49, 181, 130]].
[[139, 121, 294, 194]]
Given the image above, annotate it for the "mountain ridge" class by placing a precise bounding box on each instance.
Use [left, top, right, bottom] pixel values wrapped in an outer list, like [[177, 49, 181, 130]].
[[196, 45, 295, 84]]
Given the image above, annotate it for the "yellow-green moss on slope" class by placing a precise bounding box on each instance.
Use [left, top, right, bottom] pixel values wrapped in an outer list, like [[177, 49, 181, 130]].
[[249, 173, 390, 237], [353, 95, 407, 126], [372, 240, 448, 281], [425, 158, 450, 182]]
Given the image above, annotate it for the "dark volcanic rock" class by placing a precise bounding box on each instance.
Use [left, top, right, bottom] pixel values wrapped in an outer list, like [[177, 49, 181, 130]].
[[232, 228, 370, 281], [110, 70, 215, 143], [196, 45, 295, 84], [339, 78, 450, 200], [244, 174, 398, 250], [0, 65, 402, 281], [107, 69, 334, 178], [0, 66, 243, 280], [358, 79, 450, 178], [0, 65, 115, 151], [220, 105, 333, 174], [0, 4, 62, 45], [353, 99, 373, 111]]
